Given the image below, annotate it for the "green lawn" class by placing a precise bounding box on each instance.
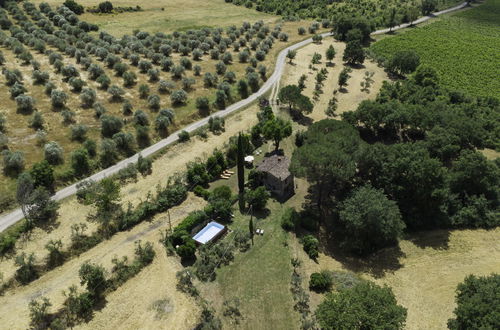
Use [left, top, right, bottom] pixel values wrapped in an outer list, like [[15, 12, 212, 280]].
[[215, 201, 300, 330], [371, 0, 500, 98]]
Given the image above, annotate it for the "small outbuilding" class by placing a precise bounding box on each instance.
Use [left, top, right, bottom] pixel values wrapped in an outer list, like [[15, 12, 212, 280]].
[[256, 154, 294, 201], [193, 221, 226, 245]]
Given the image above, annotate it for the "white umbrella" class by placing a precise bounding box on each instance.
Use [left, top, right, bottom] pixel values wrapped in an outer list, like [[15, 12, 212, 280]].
[[244, 155, 254, 163]]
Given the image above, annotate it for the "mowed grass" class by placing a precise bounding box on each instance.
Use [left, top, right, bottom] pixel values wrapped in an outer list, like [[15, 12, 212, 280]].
[[213, 202, 300, 330], [371, 0, 500, 98], [32, 0, 278, 36]]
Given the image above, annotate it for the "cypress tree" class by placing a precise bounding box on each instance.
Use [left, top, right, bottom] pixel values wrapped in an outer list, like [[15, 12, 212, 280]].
[[249, 211, 254, 246], [237, 133, 245, 194]]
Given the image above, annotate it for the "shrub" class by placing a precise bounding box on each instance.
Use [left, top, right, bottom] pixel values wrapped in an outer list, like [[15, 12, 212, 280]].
[[136, 154, 152, 177], [158, 80, 175, 94], [171, 65, 186, 80], [100, 115, 123, 137], [64, 0, 84, 15], [138, 84, 150, 99], [51, 90, 68, 108], [281, 207, 299, 231], [215, 61, 227, 75], [98, 1, 114, 13], [2, 150, 25, 176], [180, 57, 192, 70], [135, 125, 150, 148], [61, 110, 76, 125], [99, 138, 119, 167], [83, 139, 97, 157], [0, 113, 5, 133], [123, 71, 136, 87], [113, 131, 135, 154], [178, 130, 190, 142], [30, 112, 45, 130], [96, 74, 111, 89], [15, 253, 38, 285], [147, 68, 160, 82], [16, 95, 35, 114], [32, 70, 49, 85], [71, 124, 88, 142], [182, 77, 195, 90], [214, 90, 227, 109], [148, 94, 161, 110], [193, 65, 202, 76], [301, 235, 319, 259], [208, 116, 225, 134], [155, 109, 174, 136], [170, 90, 188, 105], [245, 186, 270, 211], [133, 110, 150, 126], [44, 141, 64, 165], [204, 72, 218, 88], [107, 85, 125, 102], [71, 148, 91, 176], [122, 100, 133, 115], [80, 88, 96, 108], [94, 102, 107, 118], [309, 271, 333, 292], [196, 97, 210, 113]]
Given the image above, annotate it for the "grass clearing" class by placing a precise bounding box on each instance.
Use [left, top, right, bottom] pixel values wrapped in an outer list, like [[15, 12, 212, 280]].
[[371, 0, 500, 98], [292, 227, 500, 330], [32, 0, 278, 36]]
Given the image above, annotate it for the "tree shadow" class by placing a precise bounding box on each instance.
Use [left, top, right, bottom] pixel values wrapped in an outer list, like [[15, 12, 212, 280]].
[[345, 63, 366, 70], [319, 228, 406, 279], [406, 229, 451, 250], [37, 218, 61, 234], [252, 207, 270, 220], [289, 108, 313, 126]]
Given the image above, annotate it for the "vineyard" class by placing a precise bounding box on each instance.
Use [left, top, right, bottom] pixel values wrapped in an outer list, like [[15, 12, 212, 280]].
[[370, 0, 500, 98], [0, 1, 311, 211]]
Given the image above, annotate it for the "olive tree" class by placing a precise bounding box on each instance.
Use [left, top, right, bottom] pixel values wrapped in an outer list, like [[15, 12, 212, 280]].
[[15, 95, 35, 114], [44, 141, 64, 165], [170, 90, 188, 105], [80, 88, 96, 108], [51, 90, 68, 108]]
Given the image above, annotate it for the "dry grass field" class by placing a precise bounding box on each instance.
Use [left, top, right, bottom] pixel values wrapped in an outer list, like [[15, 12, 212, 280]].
[[33, 0, 279, 36], [281, 37, 388, 121], [290, 228, 500, 330]]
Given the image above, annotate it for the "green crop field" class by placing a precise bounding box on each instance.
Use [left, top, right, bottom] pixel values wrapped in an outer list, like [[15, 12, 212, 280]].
[[371, 0, 500, 99]]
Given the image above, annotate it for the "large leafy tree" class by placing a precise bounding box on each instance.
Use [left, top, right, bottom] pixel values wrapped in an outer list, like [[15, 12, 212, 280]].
[[278, 85, 314, 114], [262, 117, 292, 151], [448, 274, 500, 330], [338, 185, 405, 254], [343, 41, 365, 65], [316, 281, 407, 329], [290, 120, 362, 211]]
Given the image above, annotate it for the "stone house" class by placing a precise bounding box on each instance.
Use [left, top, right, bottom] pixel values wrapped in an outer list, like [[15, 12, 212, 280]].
[[256, 154, 294, 201]]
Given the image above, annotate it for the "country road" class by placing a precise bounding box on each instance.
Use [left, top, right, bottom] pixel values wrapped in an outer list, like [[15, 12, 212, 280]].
[[0, 2, 469, 233]]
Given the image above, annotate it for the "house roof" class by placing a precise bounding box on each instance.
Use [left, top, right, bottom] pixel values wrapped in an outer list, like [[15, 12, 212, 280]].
[[257, 154, 291, 180]]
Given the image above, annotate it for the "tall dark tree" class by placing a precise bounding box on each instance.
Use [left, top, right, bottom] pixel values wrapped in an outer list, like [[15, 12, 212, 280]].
[[237, 133, 245, 195], [338, 185, 405, 254], [291, 120, 361, 212]]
